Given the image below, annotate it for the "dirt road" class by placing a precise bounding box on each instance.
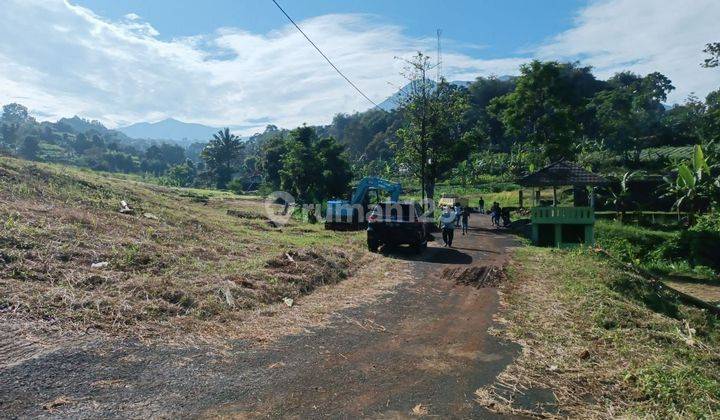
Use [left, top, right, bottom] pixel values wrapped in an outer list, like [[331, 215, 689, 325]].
[[1, 215, 519, 418]]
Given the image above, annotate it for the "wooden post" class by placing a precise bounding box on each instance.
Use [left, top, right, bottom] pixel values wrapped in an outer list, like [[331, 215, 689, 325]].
[[519, 189, 524, 208], [535, 189, 540, 206], [589, 187, 595, 209], [552, 186, 557, 207]]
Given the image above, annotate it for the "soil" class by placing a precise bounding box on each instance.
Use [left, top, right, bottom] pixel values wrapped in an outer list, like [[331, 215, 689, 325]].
[[0, 216, 520, 418]]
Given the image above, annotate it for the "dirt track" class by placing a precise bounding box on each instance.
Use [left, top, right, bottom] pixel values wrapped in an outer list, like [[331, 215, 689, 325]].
[[1, 215, 519, 418]]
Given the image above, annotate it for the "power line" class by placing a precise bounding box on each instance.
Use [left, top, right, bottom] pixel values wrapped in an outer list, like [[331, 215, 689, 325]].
[[270, 0, 385, 112]]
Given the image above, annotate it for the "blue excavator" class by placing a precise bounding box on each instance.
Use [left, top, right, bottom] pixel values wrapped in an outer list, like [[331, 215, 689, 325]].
[[325, 176, 403, 230]]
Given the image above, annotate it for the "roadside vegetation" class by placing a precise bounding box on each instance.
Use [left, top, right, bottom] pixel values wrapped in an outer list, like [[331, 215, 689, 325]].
[[0, 156, 396, 340], [478, 247, 720, 418]]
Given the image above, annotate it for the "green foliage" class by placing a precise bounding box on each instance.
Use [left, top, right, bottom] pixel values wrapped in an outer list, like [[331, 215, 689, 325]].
[[392, 52, 469, 199], [663, 144, 718, 220], [277, 126, 351, 203], [590, 71, 674, 163], [608, 170, 639, 219], [200, 128, 244, 189], [489, 61, 601, 161], [596, 218, 720, 277], [161, 160, 196, 187], [18, 136, 40, 160], [702, 42, 720, 68], [1, 103, 30, 125]]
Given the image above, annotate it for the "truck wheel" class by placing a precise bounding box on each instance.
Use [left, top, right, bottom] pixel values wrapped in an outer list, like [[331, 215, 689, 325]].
[[368, 239, 379, 252], [413, 240, 426, 254]]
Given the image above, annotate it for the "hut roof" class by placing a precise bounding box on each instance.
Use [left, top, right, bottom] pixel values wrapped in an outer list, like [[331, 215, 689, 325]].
[[518, 160, 610, 187]]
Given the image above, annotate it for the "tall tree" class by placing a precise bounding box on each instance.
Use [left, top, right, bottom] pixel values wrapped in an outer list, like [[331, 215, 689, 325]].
[[316, 136, 352, 199], [489, 61, 600, 161], [280, 126, 322, 202], [201, 128, 244, 189], [590, 71, 674, 163], [1, 103, 30, 125], [18, 136, 40, 160], [393, 52, 468, 201], [260, 135, 289, 190]]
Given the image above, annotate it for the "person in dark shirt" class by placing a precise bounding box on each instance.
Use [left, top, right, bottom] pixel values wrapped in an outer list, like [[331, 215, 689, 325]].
[[461, 206, 470, 235], [478, 197, 485, 213]]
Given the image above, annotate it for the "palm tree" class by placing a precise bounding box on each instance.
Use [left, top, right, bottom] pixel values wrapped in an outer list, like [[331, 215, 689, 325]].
[[201, 128, 244, 189]]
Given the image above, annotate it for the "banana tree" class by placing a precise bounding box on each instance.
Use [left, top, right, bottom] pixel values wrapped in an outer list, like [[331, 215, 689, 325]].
[[609, 170, 638, 223], [664, 145, 713, 225]]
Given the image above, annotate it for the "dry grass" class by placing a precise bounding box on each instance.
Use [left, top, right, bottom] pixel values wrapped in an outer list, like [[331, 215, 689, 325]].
[[0, 157, 406, 342], [476, 247, 720, 418]]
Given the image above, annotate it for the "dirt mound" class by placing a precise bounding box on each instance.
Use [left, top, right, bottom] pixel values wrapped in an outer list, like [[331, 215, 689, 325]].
[[262, 249, 352, 300], [443, 265, 505, 288], [227, 209, 266, 220]]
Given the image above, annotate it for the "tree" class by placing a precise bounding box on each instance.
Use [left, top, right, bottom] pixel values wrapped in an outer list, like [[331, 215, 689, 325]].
[[702, 42, 720, 68], [608, 171, 638, 222], [18, 136, 40, 160], [463, 76, 516, 152], [260, 135, 289, 190], [201, 128, 244, 189], [72, 133, 92, 154], [489, 61, 600, 161], [663, 145, 718, 224], [315, 136, 351, 199], [164, 160, 196, 187], [1, 123, 19, 149], [1, 103, 29, 125], [280, 126, 322, 202], [590, 71, 674, 163], [393, 52, 468, 201], [704, 89, 720, 143]]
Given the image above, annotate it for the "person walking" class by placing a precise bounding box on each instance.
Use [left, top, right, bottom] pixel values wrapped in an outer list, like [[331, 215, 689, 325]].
[[490, 202, 501, 227], [478, 197, 485, 214], [439, 206, 456, 247], [454, 203, 462, 227], [461, 206, 470, 235]]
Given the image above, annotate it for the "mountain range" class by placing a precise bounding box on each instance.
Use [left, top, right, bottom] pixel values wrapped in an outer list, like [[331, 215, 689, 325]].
[[118, 118, 220, 143], [65, 79, 509, 142]]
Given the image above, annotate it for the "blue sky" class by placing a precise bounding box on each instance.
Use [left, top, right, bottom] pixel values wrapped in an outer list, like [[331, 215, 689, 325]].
[[1, 0, 719, 134], [72, 0, 585, 59]]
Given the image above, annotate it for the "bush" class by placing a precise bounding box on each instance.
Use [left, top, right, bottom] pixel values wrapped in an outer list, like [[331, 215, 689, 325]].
[[227, 179, 244, 195], [673, 214, 720, 271]]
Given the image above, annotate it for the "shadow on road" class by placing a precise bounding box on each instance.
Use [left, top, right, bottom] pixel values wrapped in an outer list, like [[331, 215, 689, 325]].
[[380, 245, 473, 265]]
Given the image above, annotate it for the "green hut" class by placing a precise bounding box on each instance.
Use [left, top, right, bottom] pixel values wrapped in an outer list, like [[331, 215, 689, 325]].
[[518, 160, 609, 248]]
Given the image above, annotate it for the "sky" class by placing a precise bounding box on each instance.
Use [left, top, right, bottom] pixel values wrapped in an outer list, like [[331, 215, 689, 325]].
[[1, 0, 719, 135]]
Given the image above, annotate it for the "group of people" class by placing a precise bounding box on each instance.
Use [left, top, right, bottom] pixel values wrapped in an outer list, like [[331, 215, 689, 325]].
[[437, 197, 512, 247], [439, 203, 470, 247], [485, 198, 511, 227]]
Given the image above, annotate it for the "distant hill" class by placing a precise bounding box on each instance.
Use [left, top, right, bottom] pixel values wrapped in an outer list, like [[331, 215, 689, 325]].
[[57, 116, 112, 134], [118, 118, 219, 143]]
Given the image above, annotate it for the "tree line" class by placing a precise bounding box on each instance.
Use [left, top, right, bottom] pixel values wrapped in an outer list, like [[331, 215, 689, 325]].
[[2, 41, 718, 205]]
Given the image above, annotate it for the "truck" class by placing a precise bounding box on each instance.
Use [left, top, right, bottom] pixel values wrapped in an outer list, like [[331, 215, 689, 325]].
[[366, 201, 429, 253], [437, 193, 469, 208], [325, 177, 403, 230]]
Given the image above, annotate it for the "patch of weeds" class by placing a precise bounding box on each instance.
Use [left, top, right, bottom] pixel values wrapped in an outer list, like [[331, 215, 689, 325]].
[[481, 247, 720, 418], [634, 363, 720, 418]]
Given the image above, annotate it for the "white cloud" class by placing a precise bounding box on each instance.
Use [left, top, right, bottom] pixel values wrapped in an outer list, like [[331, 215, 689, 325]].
[[0, 0, 717, 134], [536, 0, 720, 103]]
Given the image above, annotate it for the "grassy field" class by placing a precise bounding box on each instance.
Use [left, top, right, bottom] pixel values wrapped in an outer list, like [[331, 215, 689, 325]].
[[478, 247, 720, 418], [0, 157, 392, 340]]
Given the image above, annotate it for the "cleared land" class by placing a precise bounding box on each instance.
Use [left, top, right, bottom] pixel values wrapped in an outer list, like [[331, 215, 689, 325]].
[[0, 157, 400, 344]]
